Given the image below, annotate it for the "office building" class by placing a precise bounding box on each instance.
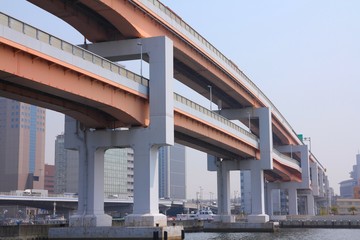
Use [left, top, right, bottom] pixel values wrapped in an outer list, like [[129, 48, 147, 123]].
[[44, 164, 55, 194], [54, 134, 78, 194], [339, 154, 360, 198], [158, 143, 186, 200], [0, 98, 45, 192]]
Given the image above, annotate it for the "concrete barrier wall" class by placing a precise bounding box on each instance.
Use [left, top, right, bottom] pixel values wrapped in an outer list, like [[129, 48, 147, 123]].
[[0, 224, 65, 239]]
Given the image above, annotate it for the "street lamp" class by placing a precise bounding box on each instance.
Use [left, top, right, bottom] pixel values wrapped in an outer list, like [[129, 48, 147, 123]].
[[137, 42, 143, 78], [207, 85, 212, 111], [304, 137, 311, 152]]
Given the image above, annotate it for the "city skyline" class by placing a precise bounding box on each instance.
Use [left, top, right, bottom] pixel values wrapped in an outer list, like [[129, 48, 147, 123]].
[[1, 0, 359, 198]]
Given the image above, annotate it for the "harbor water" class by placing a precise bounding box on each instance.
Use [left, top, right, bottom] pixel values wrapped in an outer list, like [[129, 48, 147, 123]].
[[184, 228, 360, 240]]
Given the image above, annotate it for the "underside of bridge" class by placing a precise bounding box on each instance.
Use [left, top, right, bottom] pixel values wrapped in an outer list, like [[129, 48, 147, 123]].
[[0, 38, 148, 129], [27, 0, 300, 146]]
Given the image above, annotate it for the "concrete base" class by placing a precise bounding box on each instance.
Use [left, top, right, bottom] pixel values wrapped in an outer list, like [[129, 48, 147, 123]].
[[69, 213, 112, 227], [49, 226, 184, 239], [125, 213, 167, 227], [247, 214, 270, 223], [213, 215, 235, 223], [203, 221, 279, 232], [271, 215, 287, 221]]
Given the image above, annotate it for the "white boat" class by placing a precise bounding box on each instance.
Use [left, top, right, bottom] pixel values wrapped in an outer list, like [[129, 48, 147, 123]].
[[176, 207, 215, 221]]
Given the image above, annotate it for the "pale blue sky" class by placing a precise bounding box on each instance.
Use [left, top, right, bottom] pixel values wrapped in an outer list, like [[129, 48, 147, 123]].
[[1, 0, 360, 198]]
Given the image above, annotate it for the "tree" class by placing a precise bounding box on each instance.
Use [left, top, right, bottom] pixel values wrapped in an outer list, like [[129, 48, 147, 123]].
[[330, 206, 338, 215], [348, 206, 357, 215]]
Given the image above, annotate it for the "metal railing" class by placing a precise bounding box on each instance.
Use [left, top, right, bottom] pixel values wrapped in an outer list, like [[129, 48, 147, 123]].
[[1, 11, 305, 171], [0, 12, 148, 87], [273, 148, 301, 168], [174, 93, 258, 142], [143, 0, 300, 143]]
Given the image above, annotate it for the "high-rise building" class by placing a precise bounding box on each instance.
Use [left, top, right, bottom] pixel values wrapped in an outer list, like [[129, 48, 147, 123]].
[[54, 134, 78, 194], [104, 148, 134, 198], [158, 143, 186, 200], [339, 154, 360, 198], [0, 98, 45, 191], [44, 164, 55, 194], [54, 134, 134, 197]]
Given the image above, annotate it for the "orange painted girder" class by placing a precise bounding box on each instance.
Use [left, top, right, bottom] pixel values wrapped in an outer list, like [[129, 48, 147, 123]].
[[174, 109, 260, 159], [272, 160, 302, 182], [0, 39, 149, 128]]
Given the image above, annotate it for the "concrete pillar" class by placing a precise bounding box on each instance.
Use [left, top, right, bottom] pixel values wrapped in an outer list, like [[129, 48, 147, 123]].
[[288, 187, 298, 215], [125, 36, 173, 227], [248, 163, 269, 223], [318, 170, 324, 197], [67, 36, 174, 227], [125, 144, 167, 226], [307, 194, 315, 215], [214, 159, 234, 223], [266, 187, 274, 217], [65, 119, 112, 227], [311, 162, 319, 196]]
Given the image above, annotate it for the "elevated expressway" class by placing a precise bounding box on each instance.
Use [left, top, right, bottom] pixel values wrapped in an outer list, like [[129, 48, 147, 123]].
[[0, 0, 329, 226], [23, 0, 316, 177], [0, 12, 301, 181]]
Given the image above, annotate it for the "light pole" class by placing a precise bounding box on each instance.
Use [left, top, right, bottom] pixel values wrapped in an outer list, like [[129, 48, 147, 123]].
[[53, 202, 56, 217], [207, 85, 212, 111], [304, 137, 311, 152], [137, 42, 143, 78]]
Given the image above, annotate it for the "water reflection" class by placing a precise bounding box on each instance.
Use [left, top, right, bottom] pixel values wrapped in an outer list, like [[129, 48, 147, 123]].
[[185, 228, 360, 240]]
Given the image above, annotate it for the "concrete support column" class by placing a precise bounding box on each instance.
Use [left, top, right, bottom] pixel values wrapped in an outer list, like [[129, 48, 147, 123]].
[[288, 187, 298, 215], [214, 159, 234, 223], [70, 36, 174, 227], [307, 194, 315, 216], [66, 122, 112, 227], [324, 175, 331, 210], [125, 144, 167, 226], [318, 170, 324, 197], [248, 163, 269, 223], [266, 187, 274, 218], [311, 162, 319, 196]]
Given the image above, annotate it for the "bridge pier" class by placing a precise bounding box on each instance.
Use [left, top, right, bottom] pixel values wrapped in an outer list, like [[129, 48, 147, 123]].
[[64, 118, 112, 227], [288, 186, 298, 215], [124, 144, 167, 227], [64, 36, 174, 228], [214, 159, 235, 223], [209, 107, 272, 223]]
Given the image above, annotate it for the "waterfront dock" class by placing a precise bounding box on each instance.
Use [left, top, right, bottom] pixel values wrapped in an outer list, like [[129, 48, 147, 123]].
[[279, 215, 360, 229], [203, 221, 279, 232]]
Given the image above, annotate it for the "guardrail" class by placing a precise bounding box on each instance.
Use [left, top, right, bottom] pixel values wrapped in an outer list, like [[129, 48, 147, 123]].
[[174, 93, 258, 142], [1, 11, 306, 171], [143, 0, 301, 144], [0, 12, 148, 87], [273, 148, 301, 168]]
